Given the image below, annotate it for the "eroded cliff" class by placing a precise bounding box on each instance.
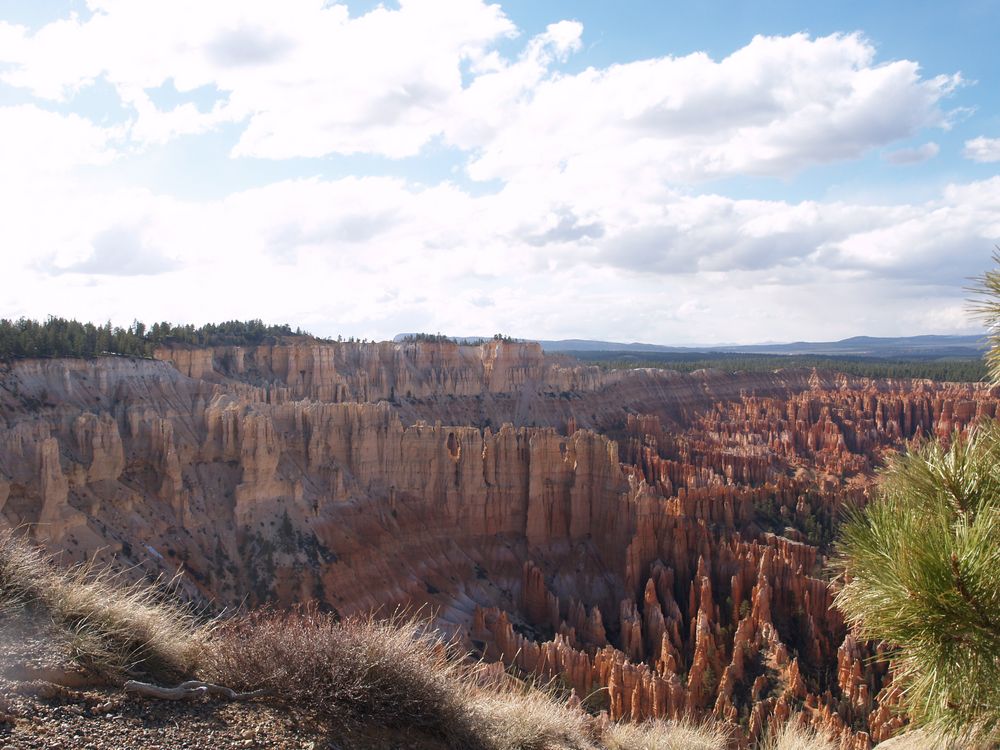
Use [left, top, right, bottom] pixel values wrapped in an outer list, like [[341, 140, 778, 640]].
[[1, 340, 994, 747]]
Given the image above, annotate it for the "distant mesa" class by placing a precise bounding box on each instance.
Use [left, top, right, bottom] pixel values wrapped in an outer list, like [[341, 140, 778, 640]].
[[538, 334, 988, 357], [395, 332, 987, 358]]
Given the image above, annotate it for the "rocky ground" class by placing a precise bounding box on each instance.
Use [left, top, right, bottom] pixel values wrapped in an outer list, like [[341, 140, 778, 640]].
[[0, 618, 446, 750], [0, 680, 456, 750]]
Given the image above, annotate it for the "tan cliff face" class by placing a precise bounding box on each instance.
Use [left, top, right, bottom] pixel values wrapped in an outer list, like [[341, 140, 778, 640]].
[[152, 340, 822, 429], [0, 342, 996, 747], [154, 339, 598, 402]]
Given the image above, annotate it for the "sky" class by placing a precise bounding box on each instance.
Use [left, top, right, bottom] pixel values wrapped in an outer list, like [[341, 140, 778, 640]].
[[1, 1, 1000, 344]]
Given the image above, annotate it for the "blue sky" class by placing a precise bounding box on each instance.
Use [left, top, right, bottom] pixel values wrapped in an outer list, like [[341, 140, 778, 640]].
[[1, 0, 999, 343]]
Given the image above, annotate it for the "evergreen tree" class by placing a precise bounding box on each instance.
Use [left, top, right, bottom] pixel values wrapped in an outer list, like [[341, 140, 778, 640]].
[[833, 259, 1000, 740], [0, 317, 324, 360], [833, 428, 1000, 736], [971, 249, 1000, 384]]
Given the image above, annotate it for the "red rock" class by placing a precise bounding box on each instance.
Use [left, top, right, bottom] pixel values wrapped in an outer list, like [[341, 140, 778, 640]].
[[3, 347, 997, 746]]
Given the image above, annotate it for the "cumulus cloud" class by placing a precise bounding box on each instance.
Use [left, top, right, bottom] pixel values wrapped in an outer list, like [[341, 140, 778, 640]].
[[0, 2, 986, 343], [522, 207, 604, 247], [0, 0, 516, 156], [205, 26, 295, 68], [567, 182, 998, 286], [51, 224, 179, 276], [0, 105, 120, 174], [881, 141, 940, 164], [462, 32, 960, 183], [6, 167, 998, 341], [963, 136, 1000, 163], [0, 7, 960, 176]]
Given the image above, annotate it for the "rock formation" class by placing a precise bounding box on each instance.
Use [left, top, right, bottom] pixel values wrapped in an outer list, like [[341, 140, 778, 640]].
[[1, 340, 996, 747]]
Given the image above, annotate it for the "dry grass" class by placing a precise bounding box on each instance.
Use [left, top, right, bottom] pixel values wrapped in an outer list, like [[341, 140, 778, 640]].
[[202, 607, 608, 750], [875, 727, 997, 749], [201, 605, 742, 750], [0, 528, 204, 681], [754, 718, 982, 750], [471, 682, 598, 750], [601, 718, 729, 750], [760, 720, 837, 750], [0, 530, 834, 750]]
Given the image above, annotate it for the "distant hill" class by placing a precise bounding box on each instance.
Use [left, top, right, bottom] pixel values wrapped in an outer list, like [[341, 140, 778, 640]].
[[391, 332, 988, 358], [537, 334, 987, 358]]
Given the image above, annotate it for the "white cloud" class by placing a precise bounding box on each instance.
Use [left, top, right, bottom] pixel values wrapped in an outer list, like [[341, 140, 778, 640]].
[[0, 105, 120, 174], [0, 3, 985, 343], [54, 222, 179, 276], [119, 85, 237, 146], [462, 32, 959, 184], [881, 141, 939, 165], [0, 8, 959, 177], [4, 166, 998, 342], [0, 0, 517, 156], [963, 136, 1000, 163]]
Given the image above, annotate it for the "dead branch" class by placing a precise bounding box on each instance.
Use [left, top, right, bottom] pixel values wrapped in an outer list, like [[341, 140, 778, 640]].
[[124, 679, 269, 701]]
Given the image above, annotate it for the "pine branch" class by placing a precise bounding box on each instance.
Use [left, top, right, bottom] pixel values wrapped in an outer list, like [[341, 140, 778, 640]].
[[950, 553, 1000, 638]]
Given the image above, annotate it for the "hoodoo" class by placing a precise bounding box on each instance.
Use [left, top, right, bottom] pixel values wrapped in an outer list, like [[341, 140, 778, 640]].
[[1, 339, 994, 746]]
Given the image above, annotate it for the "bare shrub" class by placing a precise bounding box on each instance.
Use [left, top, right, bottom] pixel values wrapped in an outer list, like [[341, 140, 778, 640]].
[[205, 608, 622, 749], [202, 607, 478, 743]]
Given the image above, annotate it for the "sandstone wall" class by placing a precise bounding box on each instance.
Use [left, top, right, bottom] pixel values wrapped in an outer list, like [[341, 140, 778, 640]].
[[1, 344, 995, 747]]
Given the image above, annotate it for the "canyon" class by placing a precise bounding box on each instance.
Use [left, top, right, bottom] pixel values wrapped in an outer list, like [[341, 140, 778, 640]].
[[0, 339, 995, 748]]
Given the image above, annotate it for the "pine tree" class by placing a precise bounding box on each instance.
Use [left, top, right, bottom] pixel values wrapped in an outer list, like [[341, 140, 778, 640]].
[[833, 427, 1000, 736], [971, 249, 1000, 384], [833, 259, 1000, 740]]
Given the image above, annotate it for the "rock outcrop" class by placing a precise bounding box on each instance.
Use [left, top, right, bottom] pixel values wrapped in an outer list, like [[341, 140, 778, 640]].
[[1, 341, 995, 747]]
